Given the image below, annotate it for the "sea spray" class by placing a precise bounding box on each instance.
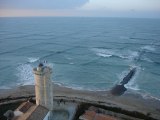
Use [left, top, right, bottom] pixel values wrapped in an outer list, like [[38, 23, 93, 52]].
[[124, 66, 141, 91], [141, 45, 156, 51], [16, 63, 34, 85], [28, 57, 39, 63], [91, 48, 139, 61], [16, 57, 40, 85]]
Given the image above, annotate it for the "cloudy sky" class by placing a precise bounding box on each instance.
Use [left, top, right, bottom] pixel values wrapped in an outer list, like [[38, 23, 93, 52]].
[[0, 0, 160, 18]]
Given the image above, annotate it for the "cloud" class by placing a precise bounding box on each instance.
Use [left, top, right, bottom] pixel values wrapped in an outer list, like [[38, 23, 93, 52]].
[[80, 0, 160, 11], [0, 0, 89, 9]]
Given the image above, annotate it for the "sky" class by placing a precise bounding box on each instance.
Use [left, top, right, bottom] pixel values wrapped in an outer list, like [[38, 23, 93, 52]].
[[0, 0, 160, 18]]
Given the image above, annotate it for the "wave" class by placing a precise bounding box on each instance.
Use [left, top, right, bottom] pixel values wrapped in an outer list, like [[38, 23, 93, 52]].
[[145, 51, 160, 56], [16, 57, 39, 85], [54, 82, 108, 91], [126, 89, 160, 102], [141, 45, 155, 51], [96, 53, 113, 58], [28, 57, 39, 63], [0, 51, 13, 55], [0, 65, 11, 71], [16, 63, 34, 86], [92, 47, 157, 64], [150, 71, 160, 76], [40, 46, 78, 60], [56, 81, 160, 101], [130, 37, 152, 41], [91, 48, 139, 61], [141, 57, 154, 63], [91, 48, 114, 58], [118, 65, 141, 91], [125, 66, 141, 91], [54, 82, 87, 91], [141, 92, 160, 101], [69, 62, 75, 65], [0, 43, 44, 56], [16, 57, 54, 86]]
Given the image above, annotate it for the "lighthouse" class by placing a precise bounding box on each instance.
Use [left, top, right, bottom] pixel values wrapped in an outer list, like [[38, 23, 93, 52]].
[[33, 63, 53, 111]]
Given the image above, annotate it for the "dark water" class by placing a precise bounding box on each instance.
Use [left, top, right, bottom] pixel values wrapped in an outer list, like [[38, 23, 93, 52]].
[[0, 17, 160, 99]]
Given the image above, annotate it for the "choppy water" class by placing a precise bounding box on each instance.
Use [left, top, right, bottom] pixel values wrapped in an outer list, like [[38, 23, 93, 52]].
[[0, 17, 160, 98]]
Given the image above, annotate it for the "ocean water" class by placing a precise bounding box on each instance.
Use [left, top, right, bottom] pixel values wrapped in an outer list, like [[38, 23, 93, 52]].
[[0, 17, 160, 98]]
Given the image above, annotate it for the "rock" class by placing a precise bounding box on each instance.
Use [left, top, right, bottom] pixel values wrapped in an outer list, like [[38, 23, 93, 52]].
[[110, 85, 127, 96]]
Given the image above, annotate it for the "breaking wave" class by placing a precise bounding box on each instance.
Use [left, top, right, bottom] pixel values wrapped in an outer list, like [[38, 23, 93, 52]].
[[16, 63, 34, 85], [96, 53, 112, 58], [92, 47, 156, 64], [92, 48, 139, 61], [118, 65, 141, 91], [16, 57, 39, 85], [16, 57, 54, 86], [28, 57, 39, 63], [125, 69, 140, 91], [141, 45, 155, 51], [141, 92, 160, 101]]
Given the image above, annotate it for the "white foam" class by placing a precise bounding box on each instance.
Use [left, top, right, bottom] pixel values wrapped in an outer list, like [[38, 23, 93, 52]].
[[46, 62, 54, 68], [125, 66, 141, 91], [92, 48, 139, 61], [141, 45, 155, 51], [142, 92, 160, 101], [118, 65, 141, 91], [54, 82, 106, 91], [54, 82, 63, 86], [118, 70, 129, 81], [28, 57, 39, 63], [16, 60, 54, 86], [54, 82, 84, 90], [16, 64, 34, 85], [96, 53, 112, 58], [120, 50, 139, 61], [92, 48, 113, 58], [129, 51, 139, 59], [125, 84, 140, 91]]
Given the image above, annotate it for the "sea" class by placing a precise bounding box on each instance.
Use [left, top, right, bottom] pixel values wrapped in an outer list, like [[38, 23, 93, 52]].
[[0, 17, 160, 99]]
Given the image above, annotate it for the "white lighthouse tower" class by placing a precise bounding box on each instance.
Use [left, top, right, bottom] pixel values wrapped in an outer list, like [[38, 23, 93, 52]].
[[33, 63, 53, 111]]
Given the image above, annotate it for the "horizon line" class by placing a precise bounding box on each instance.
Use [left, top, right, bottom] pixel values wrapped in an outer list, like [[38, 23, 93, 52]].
[[0, 16, 160, 19]]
